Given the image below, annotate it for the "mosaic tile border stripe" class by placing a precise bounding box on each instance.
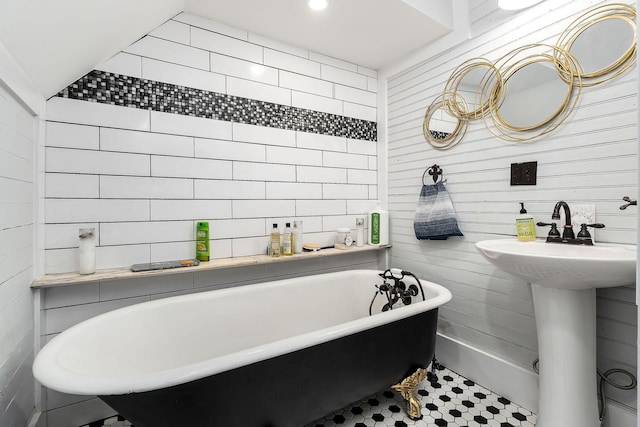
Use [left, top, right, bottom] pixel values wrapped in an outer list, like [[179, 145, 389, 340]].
[[57, 70, 377, 141]]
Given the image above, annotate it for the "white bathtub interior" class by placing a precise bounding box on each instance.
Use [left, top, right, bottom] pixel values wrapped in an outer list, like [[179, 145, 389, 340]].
[[34, 270, 452, 395]]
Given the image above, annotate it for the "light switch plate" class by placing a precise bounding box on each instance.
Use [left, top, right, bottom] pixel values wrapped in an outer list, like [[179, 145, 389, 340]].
[[510, 161, 537, 186]]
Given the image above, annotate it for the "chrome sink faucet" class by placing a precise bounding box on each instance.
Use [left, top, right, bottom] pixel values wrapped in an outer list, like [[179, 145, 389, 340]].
[[551, 200, 575, 239]]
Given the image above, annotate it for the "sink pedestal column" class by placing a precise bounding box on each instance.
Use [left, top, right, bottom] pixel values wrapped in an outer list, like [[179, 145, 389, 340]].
[[531, 284, 599, 427]]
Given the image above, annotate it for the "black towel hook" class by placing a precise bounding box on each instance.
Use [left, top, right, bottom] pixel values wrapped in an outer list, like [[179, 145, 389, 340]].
[[422, 164, 443, 185]]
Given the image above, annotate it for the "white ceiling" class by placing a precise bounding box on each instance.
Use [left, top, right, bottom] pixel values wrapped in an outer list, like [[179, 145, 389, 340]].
[[0, 0, 455, 99], [184, 0, 454, 70]]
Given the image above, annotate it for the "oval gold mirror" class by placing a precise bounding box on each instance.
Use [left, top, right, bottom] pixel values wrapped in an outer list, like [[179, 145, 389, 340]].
[[423, 95, 467, 150], [497, 58, 571, 130], [486, 44, 582, 141], [557, 4, 637, 86], [442, 58, 502, 120]]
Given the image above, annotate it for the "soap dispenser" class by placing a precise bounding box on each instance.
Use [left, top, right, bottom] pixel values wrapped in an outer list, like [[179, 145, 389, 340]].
[[516, 203, 536, 241]]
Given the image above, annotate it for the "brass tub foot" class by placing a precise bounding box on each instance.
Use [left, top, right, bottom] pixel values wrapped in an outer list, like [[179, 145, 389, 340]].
[[392, 367, 428, 420]]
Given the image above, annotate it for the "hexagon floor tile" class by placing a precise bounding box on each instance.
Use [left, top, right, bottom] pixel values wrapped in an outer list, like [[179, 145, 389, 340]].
[[305, 365, 536, 427], [81, 365, 537, 427]]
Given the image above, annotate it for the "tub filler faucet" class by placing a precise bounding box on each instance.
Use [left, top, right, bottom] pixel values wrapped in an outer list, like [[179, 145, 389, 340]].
[[369, 268, 426, 315], [537, 201, 605, 246]]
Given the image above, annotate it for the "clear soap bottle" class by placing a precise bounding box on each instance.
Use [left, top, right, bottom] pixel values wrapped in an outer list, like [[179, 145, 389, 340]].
[[282, 222, 293, 256], [356, 217, 365, 247], [270, 223, 281, 257], [78, 228, 96, 275], [293, 221, 303, 254]]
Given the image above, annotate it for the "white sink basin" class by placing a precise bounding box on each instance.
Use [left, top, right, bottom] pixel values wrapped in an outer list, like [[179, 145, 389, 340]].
[[475, 239, 636, 289], [476, 238, 637, 427]]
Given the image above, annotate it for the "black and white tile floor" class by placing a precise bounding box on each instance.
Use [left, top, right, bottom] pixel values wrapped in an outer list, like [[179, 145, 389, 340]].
[[81, 365, 536, 427]]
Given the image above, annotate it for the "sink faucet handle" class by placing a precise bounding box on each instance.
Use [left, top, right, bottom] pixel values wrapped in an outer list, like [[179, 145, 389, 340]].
[[577, 223, 605, 241], [577, 224, 591, 240], [536, 222, 560, 238], [585, 223, 605, 229]]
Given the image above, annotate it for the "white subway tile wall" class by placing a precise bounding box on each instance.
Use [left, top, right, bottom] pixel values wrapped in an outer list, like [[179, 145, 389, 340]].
[[44, 12, 379, 274], [148, 19, 191, 44], [279, 70, 333, 97], [47, 97, 151, 131], [124, 36, 210, 70], [97, 52, 142, 79], [292, 90, 344, 116], [46, 122, 100, 150], [149, 112, 232, 140], [194, 138, 265, 162], [141, 57, 226, 93], [45, 173, 99, 198], [210, 52, 279, 85]]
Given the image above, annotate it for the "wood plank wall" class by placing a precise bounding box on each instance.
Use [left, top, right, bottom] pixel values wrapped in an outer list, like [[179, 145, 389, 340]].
[[0, 84, 36, 425], [386, 0, 637, 410]]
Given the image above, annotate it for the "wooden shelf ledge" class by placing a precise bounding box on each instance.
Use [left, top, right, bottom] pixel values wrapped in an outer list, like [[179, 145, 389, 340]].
[[31, 244, 392, 289]]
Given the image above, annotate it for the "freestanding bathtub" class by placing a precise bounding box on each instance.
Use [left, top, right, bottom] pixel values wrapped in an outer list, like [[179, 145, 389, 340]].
[[33, 269, 452, 427]]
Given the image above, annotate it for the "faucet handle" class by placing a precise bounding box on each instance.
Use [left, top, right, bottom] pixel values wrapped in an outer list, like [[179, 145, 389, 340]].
[[577, 224, 591, 240], [585, 223, 605, 229], [536, 222, 560, 238], [577, 223, 605, 241]]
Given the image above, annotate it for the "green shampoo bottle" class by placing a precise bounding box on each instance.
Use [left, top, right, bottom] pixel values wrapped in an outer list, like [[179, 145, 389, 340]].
[[196, 221, 210, 261]]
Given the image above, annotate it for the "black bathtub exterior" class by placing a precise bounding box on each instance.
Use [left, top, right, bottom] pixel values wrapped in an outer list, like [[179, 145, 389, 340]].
[[100, 308, 439, 427]]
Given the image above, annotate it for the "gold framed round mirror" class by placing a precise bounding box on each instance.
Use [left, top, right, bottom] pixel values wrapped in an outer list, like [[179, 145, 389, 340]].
[[485, 44, 582, 141], [442, 58, 502, 120], [557, 3, 636, 86], [423, 95, 467, 150]]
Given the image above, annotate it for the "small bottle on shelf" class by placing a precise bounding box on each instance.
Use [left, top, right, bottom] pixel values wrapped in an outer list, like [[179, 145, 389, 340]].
[[293, 221, 303, 254], [196, 221, 210, 262], [270, 224, 281, 257], [356, 217, 365, 247], [78, 228, 96, 275], [282, 222, 293, 256]]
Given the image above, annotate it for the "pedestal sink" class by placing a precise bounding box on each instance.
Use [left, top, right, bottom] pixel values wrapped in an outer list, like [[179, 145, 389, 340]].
[[475, 239, 636, 427]]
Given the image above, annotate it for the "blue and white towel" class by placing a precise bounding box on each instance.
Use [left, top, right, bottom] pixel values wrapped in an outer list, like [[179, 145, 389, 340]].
[[414, 181, 463, 240]]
